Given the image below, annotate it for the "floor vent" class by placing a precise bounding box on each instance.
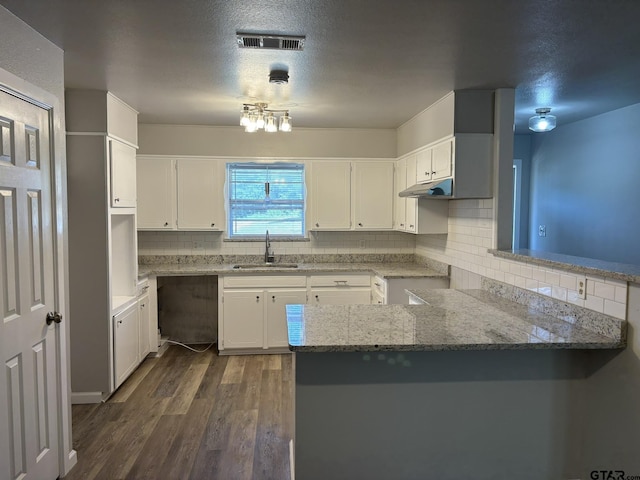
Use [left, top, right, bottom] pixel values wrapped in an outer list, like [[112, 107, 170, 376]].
[[237, 33, 305, 51]]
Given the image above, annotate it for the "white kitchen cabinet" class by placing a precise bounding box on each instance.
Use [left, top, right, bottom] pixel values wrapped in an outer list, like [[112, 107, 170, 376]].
[[311, 161, 351, 230], [352, 161, 394, 230], [416, 149, 432, 184], [405, 155, 418, 233], [309, 273, 371, 305], [394, 158, 407, 230], [110, 139, 137, 208], [113, 303, 139, 390], [138, 289, 150, 360], [66, 90, 140, 401], [222, 289, 265, 350], [220, 275, 307, 353], [177, 159, 223, 230], [266, 290, 308, 348], [137, 157, 176, 229], [431, 139, 453, 180]]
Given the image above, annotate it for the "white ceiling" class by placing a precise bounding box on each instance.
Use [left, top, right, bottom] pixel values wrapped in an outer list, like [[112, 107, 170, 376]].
[[3, 0, 640, 133]]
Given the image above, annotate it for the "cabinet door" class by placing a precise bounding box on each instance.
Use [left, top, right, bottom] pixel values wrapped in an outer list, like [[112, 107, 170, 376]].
[[266, 289, 307, 348], [394, 159, 407, 231], [416, 149, 432, 183], [222, 290, 264, 349], [432, 140, 453, 180], [352, 162, 394, 230], [177, 159, 222, 230], [110, 140, 137, 208], [405, 155, 418, 233], [311, 161, 351, 230], [311, 288, 371, 305], [113, 304, 139, 389], [137, 157, 176, 229], [138, 292, 150, 360]]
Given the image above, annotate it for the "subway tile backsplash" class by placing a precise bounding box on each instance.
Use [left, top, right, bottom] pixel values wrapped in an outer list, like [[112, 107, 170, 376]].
[[139, 197, 629, 321]]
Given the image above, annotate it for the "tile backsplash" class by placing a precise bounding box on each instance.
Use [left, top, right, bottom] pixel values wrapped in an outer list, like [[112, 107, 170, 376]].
[[416, 199, 628, 320], [138, 230, 416, 256]]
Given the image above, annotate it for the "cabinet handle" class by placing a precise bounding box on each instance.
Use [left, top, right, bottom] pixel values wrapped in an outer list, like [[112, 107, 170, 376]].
[[118, 320, 123, 324], [400, 223, 404, 227], [432, 171, 436, 175], [334, 280, 348, 285], [409, 224, 415, 228], [114, 197, 120, 202], [164, 222, 169, 227], [315, 223, 320, 227], [272, 295, 275, 300], [211, 223, 215, 227], [424, 171, 429, 175], [256, 296, 260, 301], [141, 303, 145, 307], [315, 294, 319, 300], [374, 282, 381, 287], [358, 222, 363, 227]]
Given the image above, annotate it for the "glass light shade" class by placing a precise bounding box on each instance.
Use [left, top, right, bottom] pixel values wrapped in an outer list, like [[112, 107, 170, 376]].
[[245, 113, 258, 132], [240, 106, 251, 126], [256, 111, 265, 129], [265, 113, 278, 132], [279, 113, 292, 132], [529, 109, 557, 132]]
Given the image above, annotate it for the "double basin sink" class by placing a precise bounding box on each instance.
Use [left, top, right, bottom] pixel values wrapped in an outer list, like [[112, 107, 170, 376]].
[[232, 263, 299, 269]]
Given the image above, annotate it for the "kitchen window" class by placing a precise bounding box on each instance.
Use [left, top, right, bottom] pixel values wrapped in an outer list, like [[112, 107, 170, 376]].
[[226, 162, 306, 238]]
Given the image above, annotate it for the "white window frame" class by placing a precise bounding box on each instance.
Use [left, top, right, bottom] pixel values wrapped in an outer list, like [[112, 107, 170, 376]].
[[226, 162, 306, 238]]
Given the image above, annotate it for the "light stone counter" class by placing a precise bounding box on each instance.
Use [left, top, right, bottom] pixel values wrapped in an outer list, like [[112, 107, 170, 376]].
[[490, 248, 640, 283], [138, 261, 448, 280], [286, 289, 625, 352]]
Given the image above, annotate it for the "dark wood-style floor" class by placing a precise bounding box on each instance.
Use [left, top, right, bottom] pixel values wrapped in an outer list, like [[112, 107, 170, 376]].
[[63, 347, 293, 480]]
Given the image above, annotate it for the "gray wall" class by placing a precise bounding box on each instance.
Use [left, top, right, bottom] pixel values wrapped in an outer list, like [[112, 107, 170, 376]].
[[528, 103, 640, 264], [513, 134, 532, 248]]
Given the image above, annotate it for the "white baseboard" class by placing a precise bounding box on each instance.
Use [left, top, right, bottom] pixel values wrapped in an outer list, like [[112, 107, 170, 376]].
[[71, 391, 104, 404], [289, 439, 295, 480]]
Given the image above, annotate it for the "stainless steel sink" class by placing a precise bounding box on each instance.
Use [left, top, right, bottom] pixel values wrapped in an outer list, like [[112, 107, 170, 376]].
[[232, 263, 299, 269]]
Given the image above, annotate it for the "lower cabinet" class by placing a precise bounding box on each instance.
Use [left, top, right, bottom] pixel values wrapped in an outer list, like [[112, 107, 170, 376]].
[[310, 289, 371, 305], [113, 303, 139, 389], [138, 290, 151, 360], [309, 273, 372, 305], [220, 275, 308, 353]]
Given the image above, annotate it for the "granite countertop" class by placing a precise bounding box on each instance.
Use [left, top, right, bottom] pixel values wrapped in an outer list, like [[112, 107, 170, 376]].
[[138, 262, 448, 280], [286, 289, 626, 353], [490, 248, 640, 283]]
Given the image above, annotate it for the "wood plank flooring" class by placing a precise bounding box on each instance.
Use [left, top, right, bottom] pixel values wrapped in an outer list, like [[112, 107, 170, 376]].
[[63, 346, 293, 480]]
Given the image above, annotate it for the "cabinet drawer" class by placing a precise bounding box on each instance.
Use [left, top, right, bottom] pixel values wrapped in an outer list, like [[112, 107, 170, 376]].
[[223, 275, 306, 288], [309, 274, 371, 287]]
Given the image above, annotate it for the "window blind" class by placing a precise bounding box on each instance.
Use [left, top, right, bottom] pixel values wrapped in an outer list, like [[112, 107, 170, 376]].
[[227, 163, 305, 237]]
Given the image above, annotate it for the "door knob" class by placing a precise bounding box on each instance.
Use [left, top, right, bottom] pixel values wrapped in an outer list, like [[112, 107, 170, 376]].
[[46, 311, 62, 326]]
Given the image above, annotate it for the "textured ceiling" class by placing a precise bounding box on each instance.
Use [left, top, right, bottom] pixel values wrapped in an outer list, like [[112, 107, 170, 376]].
[[2, 0, 640, 133]]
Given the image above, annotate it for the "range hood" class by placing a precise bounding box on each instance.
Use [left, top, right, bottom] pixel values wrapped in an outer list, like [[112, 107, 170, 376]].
[[399, 178, 453, 199]]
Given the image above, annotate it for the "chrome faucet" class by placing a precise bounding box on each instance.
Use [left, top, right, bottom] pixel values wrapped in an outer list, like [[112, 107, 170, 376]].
[[265, 230, 274, 263]]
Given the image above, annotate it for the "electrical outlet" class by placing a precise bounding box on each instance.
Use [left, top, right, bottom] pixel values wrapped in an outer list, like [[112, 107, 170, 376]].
[[538, 225, 546, 237], [359, 240, 366, 249], [577, 277, 587, 300]]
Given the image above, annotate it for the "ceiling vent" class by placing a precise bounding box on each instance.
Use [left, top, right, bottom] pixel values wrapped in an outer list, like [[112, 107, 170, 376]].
[[236, 33, 305, 51]]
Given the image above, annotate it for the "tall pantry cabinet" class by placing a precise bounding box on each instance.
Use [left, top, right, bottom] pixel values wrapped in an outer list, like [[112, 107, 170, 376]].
[[66, 90, 142, 402]]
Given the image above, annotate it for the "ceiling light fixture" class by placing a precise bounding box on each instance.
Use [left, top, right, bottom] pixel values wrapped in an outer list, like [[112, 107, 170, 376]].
[[528, 107, 557, 132], [240, 103, 292, 133]]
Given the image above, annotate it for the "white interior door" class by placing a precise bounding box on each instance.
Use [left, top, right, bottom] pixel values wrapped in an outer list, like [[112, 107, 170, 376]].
[[0, 90, 59, 480]]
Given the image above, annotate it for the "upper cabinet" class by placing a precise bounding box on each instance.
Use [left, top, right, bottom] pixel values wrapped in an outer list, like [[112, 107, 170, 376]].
[[310, 161, 351, 230], [110, 140, 137, 208], [352, 162, 394, 230], [310, 160, 394, 232], [137, 157, 176, 229], [137, 157, 224, 231], [176, 159, 223, 230]]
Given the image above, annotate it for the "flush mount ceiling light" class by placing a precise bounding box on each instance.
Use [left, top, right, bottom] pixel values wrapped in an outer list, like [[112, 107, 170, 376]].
[[240, 103, 292, 133], [528, 107, 557, 132]]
